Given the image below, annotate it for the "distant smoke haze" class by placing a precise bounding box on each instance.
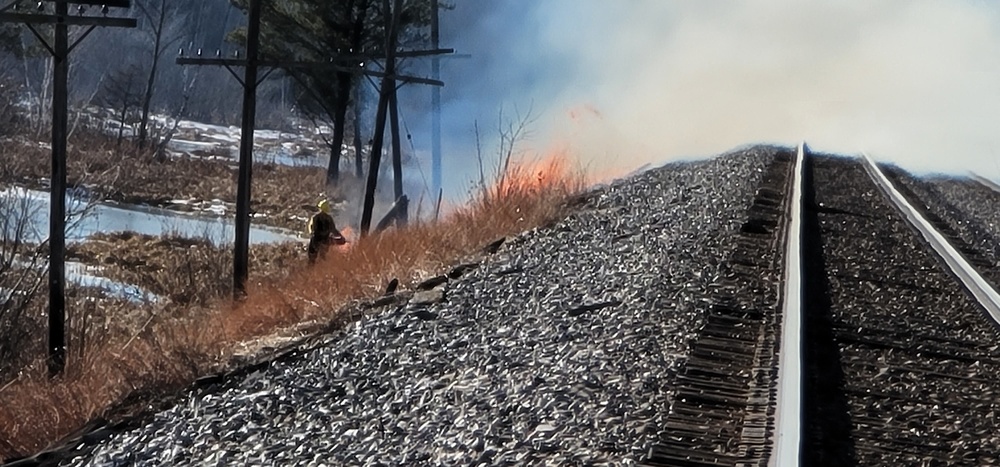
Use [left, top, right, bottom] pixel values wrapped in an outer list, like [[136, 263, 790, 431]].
[[411, 0, 1000, 199]]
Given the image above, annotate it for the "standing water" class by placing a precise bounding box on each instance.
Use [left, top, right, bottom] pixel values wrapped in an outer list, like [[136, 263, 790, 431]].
[[1, 187, 301, 301], [1, 187, 300, 245]]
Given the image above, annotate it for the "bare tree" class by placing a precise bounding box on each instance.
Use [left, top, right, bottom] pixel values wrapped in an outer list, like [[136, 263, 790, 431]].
[[0, 171, 105, 379], [149, 70, 199, 162], [135, 0, 185, 149], [0, 186, 48, 377], [67, 60, 111, 140], [27, 46, 52, 139], [471, 104, 536, 203], [2, 26, 53, 138], [0, 59, 21, 138], [98, 63, 144, 147], [492, 105, 535, 198]]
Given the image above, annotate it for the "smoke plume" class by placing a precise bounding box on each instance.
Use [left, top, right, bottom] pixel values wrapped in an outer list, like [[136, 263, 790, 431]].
[[416, 0, 1000, 198]]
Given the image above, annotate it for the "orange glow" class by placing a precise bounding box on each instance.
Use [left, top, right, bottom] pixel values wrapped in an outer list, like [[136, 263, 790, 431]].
[[489, 145, 580, 200], [553, 103, 646, 185], [335, 226, 355, 251]]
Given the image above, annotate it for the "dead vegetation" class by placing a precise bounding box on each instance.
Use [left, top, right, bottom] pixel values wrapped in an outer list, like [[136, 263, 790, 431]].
[[67, 232, 302, 307], [0, 150, 587, 461], [0, 130, 326, 231]]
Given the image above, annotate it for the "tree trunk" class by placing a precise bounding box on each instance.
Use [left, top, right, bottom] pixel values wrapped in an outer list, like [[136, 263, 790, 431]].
[[325, 0, 368, 185], [116, 103, 127, 147], [325, 71, 353, 184], [353, 84, 364, 178], [35, 59, 53, 139], [138, 0, 167, 150]]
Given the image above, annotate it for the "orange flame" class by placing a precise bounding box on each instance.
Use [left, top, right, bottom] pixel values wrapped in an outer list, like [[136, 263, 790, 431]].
[[335, 226, 355, 251], [489, 145, 583, 201]]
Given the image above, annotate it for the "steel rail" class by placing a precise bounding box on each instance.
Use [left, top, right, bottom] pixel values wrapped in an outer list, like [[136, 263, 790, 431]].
[[861, 153, 1000, 326], [771, 142, 806, 467], [968, 172, 1000, 195]]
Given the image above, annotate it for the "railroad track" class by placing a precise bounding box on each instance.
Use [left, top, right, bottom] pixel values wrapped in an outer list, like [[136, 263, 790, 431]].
[[644, 145, 1000, 466]]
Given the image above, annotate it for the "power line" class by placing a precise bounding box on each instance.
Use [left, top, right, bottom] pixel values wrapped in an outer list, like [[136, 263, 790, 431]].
[[399, 109, 432, 207], [176, 0, 449, 294]]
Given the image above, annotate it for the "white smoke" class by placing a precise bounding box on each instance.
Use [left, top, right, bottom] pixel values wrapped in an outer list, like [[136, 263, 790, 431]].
[[427, 0, 1000, 193]]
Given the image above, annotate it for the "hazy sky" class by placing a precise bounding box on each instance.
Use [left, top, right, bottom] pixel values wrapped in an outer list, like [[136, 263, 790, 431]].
[[416, 0, 1000, 196]]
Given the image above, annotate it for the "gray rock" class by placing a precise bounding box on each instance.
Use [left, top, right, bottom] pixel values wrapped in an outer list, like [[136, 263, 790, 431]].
[[411, 288, 445, 306]]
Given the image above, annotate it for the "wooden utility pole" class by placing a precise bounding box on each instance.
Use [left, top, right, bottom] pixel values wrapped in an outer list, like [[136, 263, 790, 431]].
[[430, 0, 441, 200], [0, 0, 136, 376], [178, 0, 448, 292], [234, 0, 261, 298], [359, 0, 402, 235], [178, 0, 264, 298], [388, 70, 405, 227], [359, 0, 454, 234], [426, 2, 468, 210], [50, 0, 69, 377]]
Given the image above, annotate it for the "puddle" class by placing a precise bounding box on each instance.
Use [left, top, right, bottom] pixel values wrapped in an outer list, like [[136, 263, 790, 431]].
[[1, 187, 301, 245], [1, 187, 300, 302]]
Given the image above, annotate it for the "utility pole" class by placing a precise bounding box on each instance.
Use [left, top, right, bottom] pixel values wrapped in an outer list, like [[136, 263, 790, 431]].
[[179, 0, 264, 298], [430, 0, 441, 201], [0, 0, 136, 376], [426, 1, 469, 210], [50, 0, 69, 377], [234, 0, 261, 298], [178, 0, 449, 292], [388, 87, 407, 226], [360, 0, 402, 235]]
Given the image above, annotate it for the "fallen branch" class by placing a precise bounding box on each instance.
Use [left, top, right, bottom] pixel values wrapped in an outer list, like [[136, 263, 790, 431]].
[[376, 195, 409, 232]]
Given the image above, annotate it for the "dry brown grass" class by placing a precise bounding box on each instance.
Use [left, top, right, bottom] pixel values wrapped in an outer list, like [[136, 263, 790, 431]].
[[66, 232, 302, 307], [0, 154, 587, 461], [0, 130, 326, 231]]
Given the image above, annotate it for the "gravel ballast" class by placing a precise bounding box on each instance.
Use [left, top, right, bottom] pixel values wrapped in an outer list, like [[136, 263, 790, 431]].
[[805, 155, 1000, 465], [887, 169, 1000, 288], [61, 148, 777, 466]]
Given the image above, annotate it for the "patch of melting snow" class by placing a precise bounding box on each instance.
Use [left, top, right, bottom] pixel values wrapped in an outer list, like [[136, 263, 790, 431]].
[[65, 261, 159, 303], [165, 116, 331, 167], [255, 129, 285, 140], [170, 139, 223, 151], [6, 256, 158, 303]]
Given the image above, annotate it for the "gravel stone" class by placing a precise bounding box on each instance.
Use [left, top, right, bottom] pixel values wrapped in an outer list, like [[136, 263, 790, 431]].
[[61, 147, 778, 466], [804, 155, 1000, 465]]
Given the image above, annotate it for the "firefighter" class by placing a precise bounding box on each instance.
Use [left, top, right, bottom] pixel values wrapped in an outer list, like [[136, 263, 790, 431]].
[[307, 199, 343, 264]]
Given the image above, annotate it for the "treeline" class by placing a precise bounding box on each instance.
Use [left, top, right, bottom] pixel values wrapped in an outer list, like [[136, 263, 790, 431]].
[[0, 0, 260, 128], [0, 0, 439, 178]]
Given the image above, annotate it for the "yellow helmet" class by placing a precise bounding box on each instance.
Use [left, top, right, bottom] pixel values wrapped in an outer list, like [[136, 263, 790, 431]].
[[317, 199, 331, 213]]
